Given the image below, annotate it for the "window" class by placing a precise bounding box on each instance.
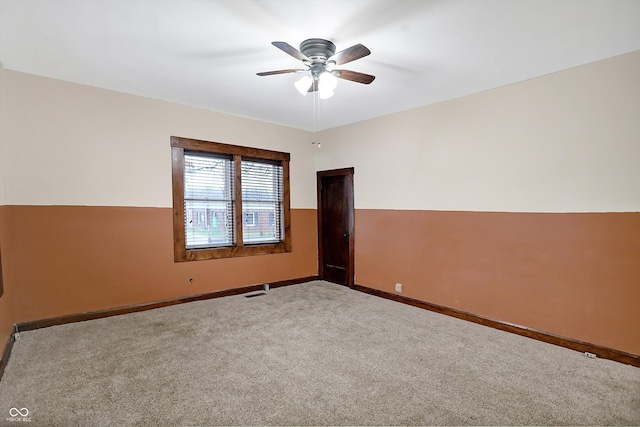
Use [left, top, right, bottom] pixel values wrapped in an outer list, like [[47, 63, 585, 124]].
[[171, 136, 291, 261]]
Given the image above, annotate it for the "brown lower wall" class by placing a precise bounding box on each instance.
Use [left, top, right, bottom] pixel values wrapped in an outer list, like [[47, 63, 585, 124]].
[[3, 206, 317, 323], [0, 206, 14, 349], [4, 205, 639, 357], [355, 209, 640, 355]]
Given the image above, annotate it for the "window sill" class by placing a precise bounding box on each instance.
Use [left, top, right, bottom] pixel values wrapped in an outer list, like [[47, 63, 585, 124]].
[[176, 242, 291, 262]]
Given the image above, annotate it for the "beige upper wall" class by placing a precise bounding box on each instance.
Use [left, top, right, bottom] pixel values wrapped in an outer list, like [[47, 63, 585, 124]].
[[5, 51, 640, 212], [3, 70, 317, 208], [0, 65, 7, 206], [317, 51, 640, 212]]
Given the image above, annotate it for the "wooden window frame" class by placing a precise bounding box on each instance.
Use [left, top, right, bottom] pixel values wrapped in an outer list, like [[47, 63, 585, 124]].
[[171, 136, 291, 262]]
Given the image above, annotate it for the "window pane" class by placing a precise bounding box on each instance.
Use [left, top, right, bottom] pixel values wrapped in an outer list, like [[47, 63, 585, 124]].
[[184, 153, 233, 201], [184, 152, 234, 248], [242, 203, 280, 243], [241, 160, 283, 244], [184, 201, 233, 248]]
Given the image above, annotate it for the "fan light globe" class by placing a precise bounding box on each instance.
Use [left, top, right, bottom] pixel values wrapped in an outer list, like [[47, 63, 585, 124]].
[[319, 72, 337, 91], [319, 89, 334, 100], [317, 72, 337, 99], [294, 75, 313, 95]]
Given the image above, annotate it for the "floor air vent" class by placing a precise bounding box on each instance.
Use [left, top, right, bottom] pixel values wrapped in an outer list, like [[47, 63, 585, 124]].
[[245, 292, 266, 299]]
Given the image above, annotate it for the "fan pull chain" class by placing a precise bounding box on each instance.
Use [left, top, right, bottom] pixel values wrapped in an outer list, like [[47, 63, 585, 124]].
[[312, 86, 321, 148]]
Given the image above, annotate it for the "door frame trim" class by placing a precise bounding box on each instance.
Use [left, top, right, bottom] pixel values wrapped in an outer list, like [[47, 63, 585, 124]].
[[317, 167, 355, 287]]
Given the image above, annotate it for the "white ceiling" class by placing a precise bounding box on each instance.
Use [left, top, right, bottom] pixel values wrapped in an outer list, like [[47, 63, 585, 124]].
[[1, 0, 640, 131]]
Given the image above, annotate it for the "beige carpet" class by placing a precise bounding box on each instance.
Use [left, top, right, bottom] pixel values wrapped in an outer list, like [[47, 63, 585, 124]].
[[0, 281, 638, 426]]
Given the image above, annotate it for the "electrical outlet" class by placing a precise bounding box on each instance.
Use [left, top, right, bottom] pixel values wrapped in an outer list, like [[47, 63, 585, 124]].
[[584, 352, 597, 359], [395, 283, 402, 293]]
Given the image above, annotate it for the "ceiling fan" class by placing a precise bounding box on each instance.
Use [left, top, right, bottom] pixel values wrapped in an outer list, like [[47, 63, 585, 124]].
[[257, 38, 375, 99]]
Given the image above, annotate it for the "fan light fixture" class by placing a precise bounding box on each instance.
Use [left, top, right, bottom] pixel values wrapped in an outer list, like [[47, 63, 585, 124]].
[[294, 71, 337, 99]]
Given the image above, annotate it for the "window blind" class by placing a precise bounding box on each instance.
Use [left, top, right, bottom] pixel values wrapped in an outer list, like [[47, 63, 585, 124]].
[[241, 159, 284, 244], [183, 152, 235, 249]]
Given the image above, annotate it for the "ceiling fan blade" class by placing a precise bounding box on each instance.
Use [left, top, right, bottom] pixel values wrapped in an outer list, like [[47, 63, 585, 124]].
[[272, 41, 310, 62], [329, 44, 371, 65], [256, 69, 305, 76], [334, 70, 376, 84]]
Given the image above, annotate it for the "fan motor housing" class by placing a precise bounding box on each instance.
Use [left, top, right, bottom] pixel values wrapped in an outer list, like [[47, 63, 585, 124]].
[[300, 38, 336, 62]]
